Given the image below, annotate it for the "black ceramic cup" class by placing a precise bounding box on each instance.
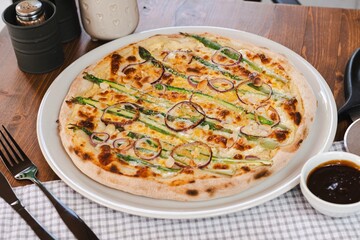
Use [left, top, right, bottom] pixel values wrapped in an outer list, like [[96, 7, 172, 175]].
[[2, 1, 64, 74], [49, 0, 81, 42]]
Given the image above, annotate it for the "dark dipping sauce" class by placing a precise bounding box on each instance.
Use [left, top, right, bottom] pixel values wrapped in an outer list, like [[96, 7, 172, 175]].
[[307, 160, 360, 204]]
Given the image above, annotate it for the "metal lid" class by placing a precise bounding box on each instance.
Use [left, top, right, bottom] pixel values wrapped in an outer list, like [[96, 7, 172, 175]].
[[344, 118, 360, 156], [15, 0, 44, 21]]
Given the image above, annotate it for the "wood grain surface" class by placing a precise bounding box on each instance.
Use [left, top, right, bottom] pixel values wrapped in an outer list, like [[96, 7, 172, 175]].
[[0, 0, 359, 186]]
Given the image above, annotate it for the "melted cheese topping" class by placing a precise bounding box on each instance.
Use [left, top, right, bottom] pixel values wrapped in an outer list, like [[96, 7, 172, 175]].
[[64, 33, 306, 181]]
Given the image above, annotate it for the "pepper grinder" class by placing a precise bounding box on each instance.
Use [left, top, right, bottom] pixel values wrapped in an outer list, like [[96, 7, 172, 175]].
[[15, 0, 46, 26]]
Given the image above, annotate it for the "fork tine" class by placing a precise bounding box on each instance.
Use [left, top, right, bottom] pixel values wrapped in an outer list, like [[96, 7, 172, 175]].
[[0, 129, 23, 164], [1, 125, 28, 161], [0, 147, 17, 175], [0, 134, 18, 165], [0, 146, 13, 168]]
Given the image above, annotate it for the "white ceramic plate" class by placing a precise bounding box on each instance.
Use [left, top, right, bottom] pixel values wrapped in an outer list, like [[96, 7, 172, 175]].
[[37, 26, 337, 219]]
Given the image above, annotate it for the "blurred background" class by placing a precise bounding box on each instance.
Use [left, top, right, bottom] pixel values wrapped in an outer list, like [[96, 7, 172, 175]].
[[1, 0, 360, 31]]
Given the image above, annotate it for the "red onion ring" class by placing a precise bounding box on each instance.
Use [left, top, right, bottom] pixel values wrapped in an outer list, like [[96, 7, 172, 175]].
[[255, 105, 280, 127], [90, 132, 110, 146], [133, 137, 162, 160], [208, 78, 234, 92], [211, 47, 242, 66], [236, 80, 272, 105], [122, 60, 147, 74], [187, 75, 201, 88], [122, 59, 164, 85], [171, 141, 212, 168], [101, 102, 139, 128], [113, 138, 133, 151], [165, 101, 205, 132]]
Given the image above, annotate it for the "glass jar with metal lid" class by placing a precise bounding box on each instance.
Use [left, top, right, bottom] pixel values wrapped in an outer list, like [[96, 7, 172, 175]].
[[15, 0, 46, 26]]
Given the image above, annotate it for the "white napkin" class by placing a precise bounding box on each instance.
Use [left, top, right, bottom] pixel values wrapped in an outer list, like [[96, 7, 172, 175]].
[[0, 141, 359, 240]]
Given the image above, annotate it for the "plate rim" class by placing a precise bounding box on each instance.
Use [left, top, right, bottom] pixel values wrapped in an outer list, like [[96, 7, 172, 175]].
[[37, 26, 337, 219]]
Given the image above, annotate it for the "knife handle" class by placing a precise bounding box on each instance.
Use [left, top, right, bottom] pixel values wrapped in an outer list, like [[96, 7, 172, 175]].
[[33, 179, 99, 240], [11, 200, 56, 240]]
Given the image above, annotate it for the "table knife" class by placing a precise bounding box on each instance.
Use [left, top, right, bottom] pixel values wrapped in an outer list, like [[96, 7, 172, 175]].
[[0, 171, 55, 240]]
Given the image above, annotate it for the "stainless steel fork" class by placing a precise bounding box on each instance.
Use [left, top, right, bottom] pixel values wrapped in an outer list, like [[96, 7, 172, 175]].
[[0, 125, 99, 240]]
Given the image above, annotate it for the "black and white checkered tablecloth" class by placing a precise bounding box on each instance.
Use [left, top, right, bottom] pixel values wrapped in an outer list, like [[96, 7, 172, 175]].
[[0, 141, 359, 240]]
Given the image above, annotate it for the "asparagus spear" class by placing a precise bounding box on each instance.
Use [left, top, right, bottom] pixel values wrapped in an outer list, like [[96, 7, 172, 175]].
[[180, 32, 288, 83]]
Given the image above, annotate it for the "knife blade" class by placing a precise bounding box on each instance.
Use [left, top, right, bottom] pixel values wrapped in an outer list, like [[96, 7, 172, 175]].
[[0, 171, 56, 240]]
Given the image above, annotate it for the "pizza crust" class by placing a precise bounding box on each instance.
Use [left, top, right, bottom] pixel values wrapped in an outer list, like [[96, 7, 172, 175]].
[[59, 32, 316, 201]]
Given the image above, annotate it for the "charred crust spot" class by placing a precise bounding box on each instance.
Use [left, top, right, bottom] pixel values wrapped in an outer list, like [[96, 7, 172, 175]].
[[73, 147, 93, 161], [291, 112, 302, 125], [234, 154, 243, 160], [78, 120, 94, 130], [218, 109, 230, 118], [77, 111, 88, 118], [182, 168, 194, 174], [241, 166, 251, 172], [207, 134, 228, 148], [109, 165, 119, 173], [135, 167, 150, 178], [163, 77, 174, 85], [68, 146, 74, 153], [162, 72, 172, 80], [272, 130, 289, 142], [234, 139, 252, 151], [270, 112, 278, 121], [237, 65, 251, 76], [123, 67, 136, 75], [254, 169, 270, 180], [213, 163, 230, 169], [186, 189, 199, 196], [74, 148, 79, 155], [297, 139, 303, 148], [256, 53, 271, 64], [98, 145, 113, 166], [253, 77, 262, 86], [206, 187, 216, 196], [283, 98, 298, 112], [135, 100, 145, 107], [126, 55, 136, 62], [170, 179, 193, 186], [186, 67, 201, 73], [65, 100, 73, 107], [114, 94, 127, 101], [223, 182, 234, 188], [283, 99, 301, 125], [99, 90, 110, 96], [111, 53, 121, 75], [83, 153, 91, 160]]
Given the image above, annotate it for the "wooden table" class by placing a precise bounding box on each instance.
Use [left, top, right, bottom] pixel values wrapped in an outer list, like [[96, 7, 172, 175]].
[[1, 0, 359, 186]]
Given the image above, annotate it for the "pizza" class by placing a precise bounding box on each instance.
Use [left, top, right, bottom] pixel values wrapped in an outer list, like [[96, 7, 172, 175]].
[[58, 32, 316, 201]]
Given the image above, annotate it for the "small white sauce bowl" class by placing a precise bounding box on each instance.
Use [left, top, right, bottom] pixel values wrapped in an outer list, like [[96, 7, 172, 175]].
[[300, 151, 360, 218]]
